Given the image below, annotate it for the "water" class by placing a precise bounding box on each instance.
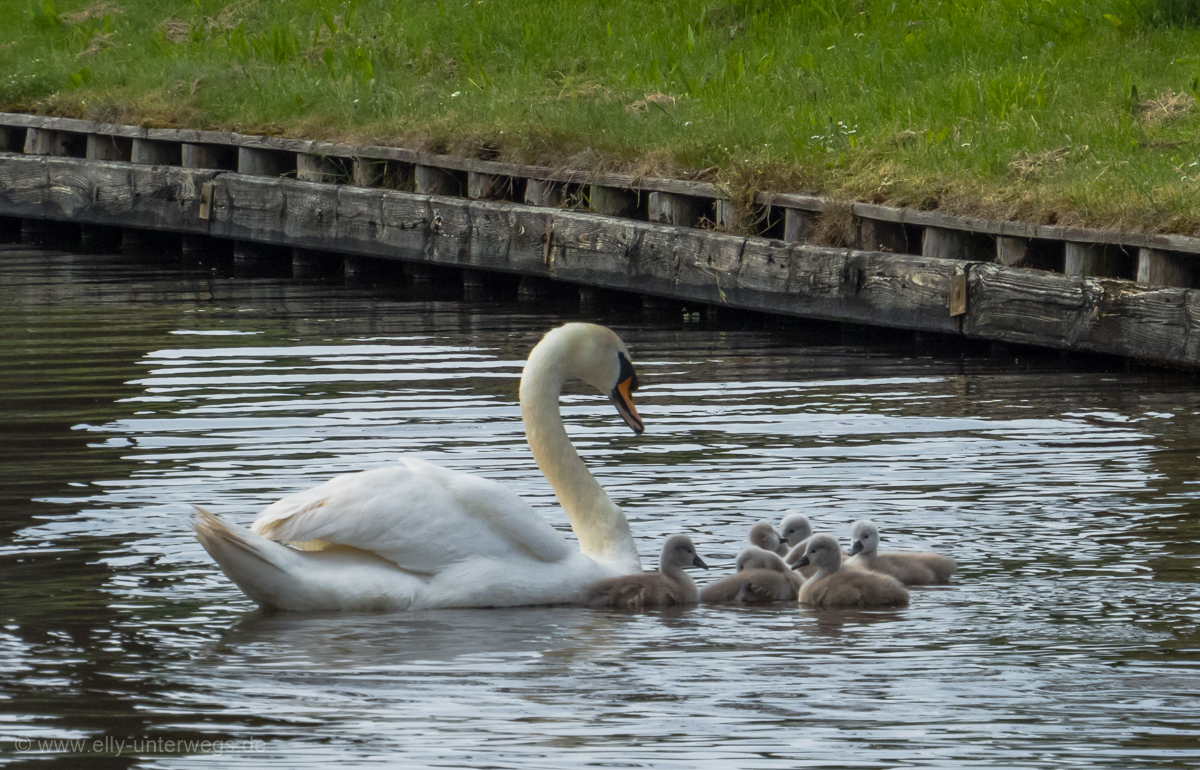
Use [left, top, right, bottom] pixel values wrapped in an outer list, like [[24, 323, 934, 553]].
[[2, 246, 1199, 768]]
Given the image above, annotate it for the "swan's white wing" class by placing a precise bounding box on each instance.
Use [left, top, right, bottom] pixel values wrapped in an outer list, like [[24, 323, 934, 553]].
[[250, 458, 571, 573]]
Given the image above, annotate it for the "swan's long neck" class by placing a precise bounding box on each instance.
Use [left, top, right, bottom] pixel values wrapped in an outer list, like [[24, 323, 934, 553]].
[[521, 348, 641, 573]]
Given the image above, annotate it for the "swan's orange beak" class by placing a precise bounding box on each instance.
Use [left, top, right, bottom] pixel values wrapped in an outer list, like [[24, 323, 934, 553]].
[[610, 352, 643, 434], [611, 376, 643, 435]]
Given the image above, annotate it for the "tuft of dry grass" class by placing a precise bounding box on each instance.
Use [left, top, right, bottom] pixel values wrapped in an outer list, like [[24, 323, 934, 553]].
[[160, 18, 189, 43], [625, 93, 679, 114], [1009, 147, 1073, 179], [61, 1, 123, 24], [1135, 89, 1196, 126], [810, 201, 857, 247]]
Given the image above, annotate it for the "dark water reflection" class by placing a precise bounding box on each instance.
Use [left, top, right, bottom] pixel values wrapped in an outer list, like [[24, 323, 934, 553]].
[[2, 247, 1200, 768]]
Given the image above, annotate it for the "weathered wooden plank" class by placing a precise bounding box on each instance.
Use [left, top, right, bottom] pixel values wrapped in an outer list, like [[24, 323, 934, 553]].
[[375, 190, 432, 260], [995, 235, 1033, 268], [963, 264, 1090, 350], [425, 196, 473, 265], [10, 149, 1200, 366], [182, 143, 235, 170], [838, 252, 961, 333], [214, 174, 287, 242], [551, 209, 643, 289]]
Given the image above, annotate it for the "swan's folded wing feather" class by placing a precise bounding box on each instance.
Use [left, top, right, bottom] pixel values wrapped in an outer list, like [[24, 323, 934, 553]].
[[250, 458, 571, 572]]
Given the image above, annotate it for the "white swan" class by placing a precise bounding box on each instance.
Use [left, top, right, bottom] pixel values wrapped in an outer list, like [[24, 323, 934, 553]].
[[192, 323, 647, 611]]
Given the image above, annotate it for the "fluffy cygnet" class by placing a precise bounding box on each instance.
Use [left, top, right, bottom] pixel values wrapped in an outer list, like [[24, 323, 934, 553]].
[[581, 535, 708, 609], [794, 534, 909, 608], [777, 513, 813, 548], [700, 547, 799, 604], [748, 522, 789, 556], [845, 519, 956, 585]]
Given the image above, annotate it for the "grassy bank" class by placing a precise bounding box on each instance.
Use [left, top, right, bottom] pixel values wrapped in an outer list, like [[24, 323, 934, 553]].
[[3, 0, 1200, 234]]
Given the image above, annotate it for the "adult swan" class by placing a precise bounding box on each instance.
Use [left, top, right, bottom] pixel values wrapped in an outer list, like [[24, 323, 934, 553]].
[[193, 323, 646, 611]]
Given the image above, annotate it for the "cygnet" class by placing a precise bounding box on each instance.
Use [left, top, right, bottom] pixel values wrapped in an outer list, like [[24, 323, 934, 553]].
[[794, 534, 909, 608], [748, 522, 789, 556], [846, 519, 956, 585], [581, 535, 708, 609], [778, 513, 813, 548], [700, 547, 798, 604]]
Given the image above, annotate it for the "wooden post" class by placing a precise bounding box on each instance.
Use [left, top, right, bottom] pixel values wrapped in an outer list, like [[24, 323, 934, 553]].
[[181, 144, 232, 258], [21, 128, 73, 244], [995, 236, 1033, 268], [923, 227, 991, 261], [1064, 242, 1123, 278], [782, 209, 814, 242], [24, 128, 64, 156], [1137, 247, 1195, 288], [352, 158, 384, 187], [860, 218, 909, 253], [131, 138, 181, 166], [415, 165, 460, 196], [468, 171, 507, 200], [589, 185, 638, 218], [297, 154, 344, 184], [525, 179, 562, 207], [238, 146, 294, 178], [648, 192, 705, 227], [86, 134, 131, 161], [715, 200, 739, 230], [183, 143, 236, 170], [82, 135, 127, 250]]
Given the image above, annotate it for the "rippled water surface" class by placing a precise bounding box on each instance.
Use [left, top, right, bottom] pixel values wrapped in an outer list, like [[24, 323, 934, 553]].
[[3, 247, 1200, 768]]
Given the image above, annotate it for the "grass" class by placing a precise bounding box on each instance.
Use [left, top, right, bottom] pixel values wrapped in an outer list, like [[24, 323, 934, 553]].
[[3, 0, 1200, 234]]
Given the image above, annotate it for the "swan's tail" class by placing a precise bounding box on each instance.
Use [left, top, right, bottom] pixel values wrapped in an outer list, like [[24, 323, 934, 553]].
[[192, 506, 421, 612], [192, 506, 297, 610]]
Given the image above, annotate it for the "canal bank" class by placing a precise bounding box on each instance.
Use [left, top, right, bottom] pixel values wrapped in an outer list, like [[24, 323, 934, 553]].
[[3, 112, 1200, 367]]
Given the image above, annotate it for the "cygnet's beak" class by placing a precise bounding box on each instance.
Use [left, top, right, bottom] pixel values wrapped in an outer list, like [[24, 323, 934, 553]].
[[610, 353, 644, 435], [793, 555, 811, 569], [692, 555, 709, 569], [849, 540, 863, 556]]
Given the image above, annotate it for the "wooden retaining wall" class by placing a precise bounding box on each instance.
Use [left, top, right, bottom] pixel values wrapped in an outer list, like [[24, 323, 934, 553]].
[[1, 112, 1199, 366]]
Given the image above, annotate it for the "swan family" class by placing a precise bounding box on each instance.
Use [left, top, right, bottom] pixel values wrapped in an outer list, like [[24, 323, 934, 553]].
[[193, 322, 957, 613]]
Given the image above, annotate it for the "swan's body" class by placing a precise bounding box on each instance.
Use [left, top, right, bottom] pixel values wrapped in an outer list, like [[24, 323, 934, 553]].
[[846, 520, 956, 586], [193, 323, 647, 611], [700, 547, 798, 604], [581, 535, 707, 609], [795, 535, 909, 609]]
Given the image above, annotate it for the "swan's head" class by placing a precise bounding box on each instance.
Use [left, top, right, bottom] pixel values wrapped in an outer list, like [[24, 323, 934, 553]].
[[778, 513, 813, 547], [529, 323, 643, 434], [748, 522, 783, 553], [735, 546, 788, 573], [660, 534, 708, 571], [849, 519, 879, 557], [793, 534, 842, 571]]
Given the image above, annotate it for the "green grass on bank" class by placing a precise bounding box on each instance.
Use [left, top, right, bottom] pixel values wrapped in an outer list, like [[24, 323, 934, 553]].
[[3, 0, 1200, 234]]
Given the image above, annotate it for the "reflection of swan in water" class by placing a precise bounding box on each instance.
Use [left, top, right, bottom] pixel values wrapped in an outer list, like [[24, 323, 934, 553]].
[[193, 323, 646, 611]]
